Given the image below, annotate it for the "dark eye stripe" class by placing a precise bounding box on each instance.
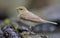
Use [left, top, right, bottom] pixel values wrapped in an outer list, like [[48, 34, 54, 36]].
[[19, 8, 23, 10]]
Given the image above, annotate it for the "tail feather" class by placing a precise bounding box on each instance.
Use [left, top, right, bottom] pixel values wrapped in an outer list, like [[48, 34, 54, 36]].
[[41, 20, 57, 25]]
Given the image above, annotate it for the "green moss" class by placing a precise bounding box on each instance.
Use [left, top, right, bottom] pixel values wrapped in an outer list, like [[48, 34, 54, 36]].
[[3, 19, 12, 25]]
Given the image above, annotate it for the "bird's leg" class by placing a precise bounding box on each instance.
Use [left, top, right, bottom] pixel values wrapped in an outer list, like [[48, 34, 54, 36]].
[[29, 25, 32, 29], [28, 25, 36, 35], [20, 25, 35, 35]]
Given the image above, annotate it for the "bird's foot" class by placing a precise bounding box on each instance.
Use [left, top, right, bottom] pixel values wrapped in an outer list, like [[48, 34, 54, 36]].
[[29, 31, 36, 35], [21, 31, 36, 35]]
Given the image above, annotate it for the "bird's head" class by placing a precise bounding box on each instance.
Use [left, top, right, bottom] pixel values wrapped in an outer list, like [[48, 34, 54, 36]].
[[16, 6, 27, 14]]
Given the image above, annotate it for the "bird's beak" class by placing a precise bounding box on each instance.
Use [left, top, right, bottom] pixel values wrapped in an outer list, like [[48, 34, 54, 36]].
[[16, 8, 19, 10], [16, 8, 19, 12]]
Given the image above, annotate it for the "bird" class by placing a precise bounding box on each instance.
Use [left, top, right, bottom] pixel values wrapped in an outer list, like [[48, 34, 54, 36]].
[[16, 6, 57, 28]]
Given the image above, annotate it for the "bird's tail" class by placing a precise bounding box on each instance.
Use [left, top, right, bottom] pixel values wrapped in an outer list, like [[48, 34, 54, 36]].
[[41, 20, 57, 25]]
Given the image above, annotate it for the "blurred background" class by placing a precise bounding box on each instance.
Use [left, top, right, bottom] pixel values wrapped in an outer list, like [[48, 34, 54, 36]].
[[0, 0, 60, 38]]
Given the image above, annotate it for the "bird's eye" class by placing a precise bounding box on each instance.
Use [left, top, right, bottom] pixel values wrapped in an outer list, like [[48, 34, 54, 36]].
[[19, 8, 23, 10]]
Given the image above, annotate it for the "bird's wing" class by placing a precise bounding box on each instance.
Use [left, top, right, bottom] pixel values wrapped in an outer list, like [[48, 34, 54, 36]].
[[19, 11, 57, 24], [20, 11, 42, 22]]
